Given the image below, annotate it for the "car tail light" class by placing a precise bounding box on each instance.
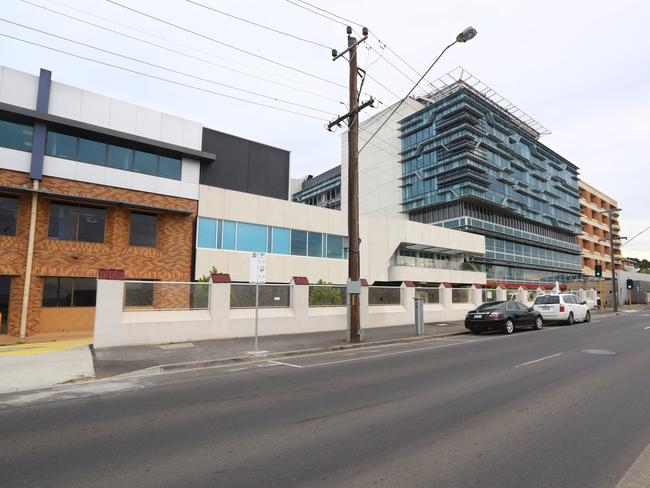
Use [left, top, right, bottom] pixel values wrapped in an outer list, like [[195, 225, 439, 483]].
[[560, 305, 565, 312], [488, 312, 502, 320]]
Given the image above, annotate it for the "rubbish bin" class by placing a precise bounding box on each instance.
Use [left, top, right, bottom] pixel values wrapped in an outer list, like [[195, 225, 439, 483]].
[[414, 297, 424, 335]]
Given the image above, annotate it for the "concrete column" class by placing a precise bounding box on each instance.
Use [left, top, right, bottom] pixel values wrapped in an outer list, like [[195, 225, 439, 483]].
[[93, 279, 125, 348], [402, 283, 416, 318], [291, 280, 310, 325], [209, 282, 231, 334], [440, 284, 452, 310]]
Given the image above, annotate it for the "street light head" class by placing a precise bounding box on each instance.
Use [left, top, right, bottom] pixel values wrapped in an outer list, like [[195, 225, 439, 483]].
[[457, 26, 477, 43], [362, 26, 368, 36], [346, 25, 352, 35]]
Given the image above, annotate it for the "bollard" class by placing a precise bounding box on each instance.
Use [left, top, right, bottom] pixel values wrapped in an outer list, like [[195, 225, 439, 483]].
[[414, 297, 424, 336]]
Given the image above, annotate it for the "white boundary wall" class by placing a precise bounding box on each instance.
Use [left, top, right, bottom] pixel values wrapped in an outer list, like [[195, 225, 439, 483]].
[[94, 280, 479, 348]]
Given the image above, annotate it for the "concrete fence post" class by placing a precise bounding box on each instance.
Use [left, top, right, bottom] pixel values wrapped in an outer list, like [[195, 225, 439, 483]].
[[471, 285, 482, 305], [360, 280, 369, 332], [402, 282, 416, 319], [578, 288, 587, 302], [93, 279, 125, 348], [496, 286, 507, 301], [290, 277, 310, 330], [440, 283, 452, 310], [517, 286, 527, 303]]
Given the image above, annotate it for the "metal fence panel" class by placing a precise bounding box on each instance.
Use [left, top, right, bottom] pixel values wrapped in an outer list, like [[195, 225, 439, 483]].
[[369, 287, 401, 306], [481, 288, 498, 303], [415, 287, 440, 304], [452, 288, 470, 303], [230, 284, 291, 308], [309, 285, 346, 307], [123, 281, 210, 311]]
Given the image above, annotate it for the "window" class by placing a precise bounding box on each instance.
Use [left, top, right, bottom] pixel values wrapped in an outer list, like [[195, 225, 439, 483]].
[[0, 196, 18, 236], [133, 150, 158, 176], [45, 131, 77, 159], [222, 220, 236, 250], [197, 217, 217, 248], [290, 229, 307, 256], [129, 213, 157, 247], [42, 277, 96, 307], [326, 234, 343, 259], [158, 155, 182, 180], [77, 138, 106, 166], [0, 118, 33, 152], [308, 232, 323, 257], [271, 227, 290, 254], [48, 203, 105, 243], [236, 222, 266, 252], [107, 144, 132, 170]]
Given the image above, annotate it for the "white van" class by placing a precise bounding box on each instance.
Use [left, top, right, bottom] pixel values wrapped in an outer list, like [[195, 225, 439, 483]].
[[533, 294, 591, 324]]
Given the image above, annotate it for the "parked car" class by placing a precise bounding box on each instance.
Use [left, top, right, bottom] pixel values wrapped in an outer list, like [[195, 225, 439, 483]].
[[465, 300, 543, 335], [532, 293, 591, 324]]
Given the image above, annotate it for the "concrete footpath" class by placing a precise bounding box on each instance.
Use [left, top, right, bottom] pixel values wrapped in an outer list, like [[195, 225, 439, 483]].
[[0, 339, 95, 393], [93, 321, 467, 378]]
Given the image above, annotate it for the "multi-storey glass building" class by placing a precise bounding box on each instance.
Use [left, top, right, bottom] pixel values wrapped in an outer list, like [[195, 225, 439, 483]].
[[292, 165, 341, 210], [398, 70, 582, 284]]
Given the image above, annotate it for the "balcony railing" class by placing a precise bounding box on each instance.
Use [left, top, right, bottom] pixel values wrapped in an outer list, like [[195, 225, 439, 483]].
[[391, 255, 478, 272]]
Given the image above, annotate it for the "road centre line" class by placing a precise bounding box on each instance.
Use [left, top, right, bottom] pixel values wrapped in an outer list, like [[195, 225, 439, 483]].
[[266, 360, 304, 369], [515, 353, 562, 368]]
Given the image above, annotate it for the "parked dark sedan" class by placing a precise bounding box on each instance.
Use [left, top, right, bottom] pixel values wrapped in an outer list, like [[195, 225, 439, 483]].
[[465, 300, 543, 335]]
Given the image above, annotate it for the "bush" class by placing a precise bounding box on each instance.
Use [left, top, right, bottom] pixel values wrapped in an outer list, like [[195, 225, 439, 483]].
[[309, 279, 345, 306]]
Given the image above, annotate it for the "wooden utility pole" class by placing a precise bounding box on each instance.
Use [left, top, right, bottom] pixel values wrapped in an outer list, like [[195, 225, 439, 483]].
[[328, 26, 372, 343]]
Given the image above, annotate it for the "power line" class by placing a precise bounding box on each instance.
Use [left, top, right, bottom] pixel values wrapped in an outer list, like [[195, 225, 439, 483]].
[[105, 0, 347, 90], [284, 0, 348, 28], [622, 226, 650, 248], [0, 32, 329, 121], [0, 18, 336, 116], [290, 0, 362, 29], [185, 0, 332, 50], [359, 40, 458, 154], [21, 0, 346, 105]]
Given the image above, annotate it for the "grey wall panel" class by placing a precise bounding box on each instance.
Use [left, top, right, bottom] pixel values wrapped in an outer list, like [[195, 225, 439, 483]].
[[201, 128, 289, 200]]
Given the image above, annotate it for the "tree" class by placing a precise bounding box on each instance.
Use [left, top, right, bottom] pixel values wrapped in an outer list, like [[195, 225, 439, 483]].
[[192, 266, 219, 308]]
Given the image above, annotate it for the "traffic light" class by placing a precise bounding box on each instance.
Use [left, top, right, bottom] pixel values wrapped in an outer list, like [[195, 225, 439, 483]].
[[595, 264, 602, 277], [626, 279, 634, 290]]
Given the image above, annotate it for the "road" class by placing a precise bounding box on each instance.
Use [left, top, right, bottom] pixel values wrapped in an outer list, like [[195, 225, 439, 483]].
[[2, 312, 650, 487]]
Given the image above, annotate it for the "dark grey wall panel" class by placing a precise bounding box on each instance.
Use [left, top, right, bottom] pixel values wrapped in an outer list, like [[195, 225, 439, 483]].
[[201, 128, 289, 200]]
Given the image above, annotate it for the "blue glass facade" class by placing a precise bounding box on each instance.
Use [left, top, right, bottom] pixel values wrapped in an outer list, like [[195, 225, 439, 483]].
[[197, 217, 346, 260], [399, 85, 582, 284]]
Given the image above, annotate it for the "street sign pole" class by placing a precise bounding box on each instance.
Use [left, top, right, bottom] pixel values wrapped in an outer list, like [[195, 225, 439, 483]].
[[254, 281, 259, 353], [249, 252, 266, 354]]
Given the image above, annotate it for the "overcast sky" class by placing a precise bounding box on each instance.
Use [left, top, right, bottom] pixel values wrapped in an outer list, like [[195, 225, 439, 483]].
[[2, 0, 649, 259]]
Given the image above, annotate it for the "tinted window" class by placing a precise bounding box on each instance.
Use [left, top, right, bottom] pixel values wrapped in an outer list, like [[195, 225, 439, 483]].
[[42, 277, 73, 307], [49, 203, 105, 243], [0, 196, 18, 236], [158, 155, 182, 180], [534, 295, 560, 305], [46, 131, 77, 159], [236, 222, 266, 252], [476, 302, 504, 311], [307, 232, 323, 257], [326, 234, 343, 259], [77, 206, 106, 243], [563, 295, 577, 304], [129, 213, 157, 247], [0, 118, 33, 151], [72, 278, 97, 306], [291, 229, 307, 256], [506, 302, 517, 311], [197, 217, 217, 248], [271, 227, 290, 255], [133, 150, 158, 175], [106, 144, 132, 170], [78, 138, 106, 165], [515, 302, 529, 311], [222, 220, 236, 250]]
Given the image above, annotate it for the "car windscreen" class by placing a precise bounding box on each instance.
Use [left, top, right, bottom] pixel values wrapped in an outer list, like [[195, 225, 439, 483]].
[[534, 296, 560, 305], [476, 302, 503, 311]]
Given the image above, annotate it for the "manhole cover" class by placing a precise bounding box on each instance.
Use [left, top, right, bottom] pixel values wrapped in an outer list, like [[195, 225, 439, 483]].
[[582, 349, 616, 355]]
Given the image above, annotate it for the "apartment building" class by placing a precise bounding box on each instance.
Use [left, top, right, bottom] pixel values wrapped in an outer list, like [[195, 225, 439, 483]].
[[577, 180, 622, 278], [292, 165, 341, 210]]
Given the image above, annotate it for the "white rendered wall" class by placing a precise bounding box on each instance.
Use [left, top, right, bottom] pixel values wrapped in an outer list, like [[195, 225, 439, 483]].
[[341, 98, 425, 219], [196, 185, 486, 284], [0, 147, 31, 174], [0, 66, 39, 110]]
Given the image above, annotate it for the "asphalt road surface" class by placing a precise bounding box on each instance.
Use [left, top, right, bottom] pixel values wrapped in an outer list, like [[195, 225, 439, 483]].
[[2, 311, 650, 487]]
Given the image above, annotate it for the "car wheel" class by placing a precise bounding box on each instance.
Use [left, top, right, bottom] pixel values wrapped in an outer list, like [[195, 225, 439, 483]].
[[566, 312, 574, 325], [534, 316, 543, 330], [504, 319, 515, 335], [584, 310, 591, 323]]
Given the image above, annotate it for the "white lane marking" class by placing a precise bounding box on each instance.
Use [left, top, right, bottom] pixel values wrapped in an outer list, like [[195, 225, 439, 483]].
[[514, 353, 562, 368], [615, 442, 650, 487], [299, 342, 466, 368], [226, 367, 248, 372], [644, 326, 650, 330], [266, 360, 304, 369]]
